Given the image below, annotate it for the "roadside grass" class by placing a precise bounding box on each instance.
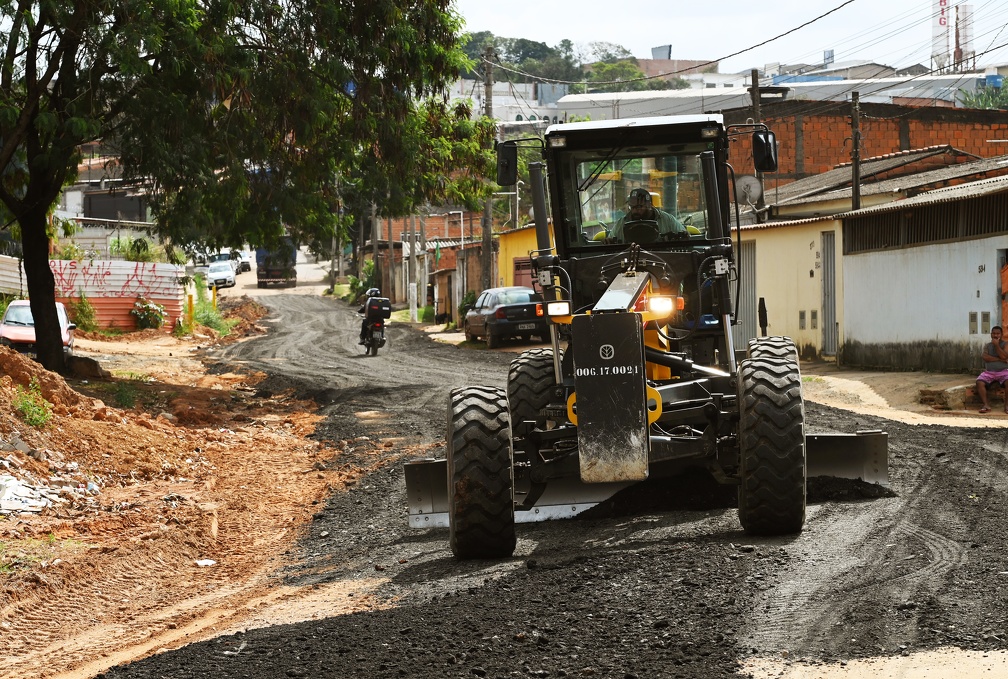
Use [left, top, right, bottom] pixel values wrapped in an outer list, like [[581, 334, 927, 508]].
[[389, 305, 435, 324], [178, 278, 237, 336], [0, 535, 90, 574], [802, 375, 825, 384]]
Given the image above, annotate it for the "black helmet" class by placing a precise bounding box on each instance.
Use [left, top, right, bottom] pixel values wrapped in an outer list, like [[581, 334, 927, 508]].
[[365, 287, 381, 297]]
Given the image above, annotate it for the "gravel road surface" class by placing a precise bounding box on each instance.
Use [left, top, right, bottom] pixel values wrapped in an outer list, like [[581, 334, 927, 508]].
[[97, 292, 1008, 679]]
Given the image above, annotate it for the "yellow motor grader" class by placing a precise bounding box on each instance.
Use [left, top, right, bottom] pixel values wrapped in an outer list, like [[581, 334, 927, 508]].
[[405, 114, 887, 559]]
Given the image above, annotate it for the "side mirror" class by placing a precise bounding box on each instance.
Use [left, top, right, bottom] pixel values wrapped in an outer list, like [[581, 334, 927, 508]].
[[752, 130, 778, 173], [496, 141, 518, 186]]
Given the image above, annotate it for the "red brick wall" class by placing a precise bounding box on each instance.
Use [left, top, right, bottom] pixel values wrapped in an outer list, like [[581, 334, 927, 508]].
[[725, 101, 1008, 188]]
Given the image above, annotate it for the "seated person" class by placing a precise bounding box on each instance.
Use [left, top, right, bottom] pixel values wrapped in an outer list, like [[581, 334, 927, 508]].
[[608, 188, 687, 242], [976, 325, 1008, 413]]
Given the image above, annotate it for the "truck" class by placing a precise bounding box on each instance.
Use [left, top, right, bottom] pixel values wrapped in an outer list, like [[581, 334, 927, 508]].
[[404, 114, 889, 559], [255, 237, 297, 288]]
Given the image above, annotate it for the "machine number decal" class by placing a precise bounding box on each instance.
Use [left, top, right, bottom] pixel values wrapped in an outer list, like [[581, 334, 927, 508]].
[[576, 365, 641, 377]]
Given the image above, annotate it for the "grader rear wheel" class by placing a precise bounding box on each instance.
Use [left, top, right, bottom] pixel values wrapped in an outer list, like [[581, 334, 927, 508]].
[[737, 352, 806, 535], [447, 386, 516, 559], [507, 348, 561, 426]]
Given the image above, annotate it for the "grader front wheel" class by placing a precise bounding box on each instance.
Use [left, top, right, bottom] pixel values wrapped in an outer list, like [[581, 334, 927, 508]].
[[446, 386, 516, 559], [737, 348, 806, 535]]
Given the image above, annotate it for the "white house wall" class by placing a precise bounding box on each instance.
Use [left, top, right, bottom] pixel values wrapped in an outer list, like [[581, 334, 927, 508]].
[[841, 236, 1008, 371], [741, 220, 844, 359]]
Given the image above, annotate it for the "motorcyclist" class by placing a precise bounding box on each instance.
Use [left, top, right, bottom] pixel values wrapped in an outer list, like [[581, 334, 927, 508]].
[[358, 287, 381, 344]]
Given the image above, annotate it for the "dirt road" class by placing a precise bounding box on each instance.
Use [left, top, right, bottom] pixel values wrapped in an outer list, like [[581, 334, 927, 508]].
[[2, 252, 1006, 678], [87, 287, 1006, 678]]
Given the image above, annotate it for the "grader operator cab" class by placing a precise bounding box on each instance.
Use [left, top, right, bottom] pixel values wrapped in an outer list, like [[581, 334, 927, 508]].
[[405, 114, 888, 559]]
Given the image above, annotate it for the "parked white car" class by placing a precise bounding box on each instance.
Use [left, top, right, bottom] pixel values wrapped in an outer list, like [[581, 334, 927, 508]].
[[208, 251, 240, 275], [206, 260, 236, 289]]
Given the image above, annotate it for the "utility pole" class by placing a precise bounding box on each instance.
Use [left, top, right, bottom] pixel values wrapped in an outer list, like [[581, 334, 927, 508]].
[[370, 201, 378, 290], [750, 69, 766, 223], [408, 214, 417, 321], [851, 91, 861, 211], [481, 45, 494, 291]]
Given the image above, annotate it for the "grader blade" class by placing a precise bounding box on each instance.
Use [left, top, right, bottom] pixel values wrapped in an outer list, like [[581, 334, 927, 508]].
[[404, 458, 631, 528], [805, 430, 889, 487]]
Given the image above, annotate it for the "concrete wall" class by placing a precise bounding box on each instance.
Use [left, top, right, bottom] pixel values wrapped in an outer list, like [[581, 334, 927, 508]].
[[841, 236, 1008, 372], [496, 226, 545, 288], [741, 219, 844, 357]]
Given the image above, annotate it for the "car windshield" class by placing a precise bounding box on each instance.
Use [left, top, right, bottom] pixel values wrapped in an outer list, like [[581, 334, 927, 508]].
[[209, 263, 231, 272], [563, 142, 712, 246], [3, 305, 33, 325]]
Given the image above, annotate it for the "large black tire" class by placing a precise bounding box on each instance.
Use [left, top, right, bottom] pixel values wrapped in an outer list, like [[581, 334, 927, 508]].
[[507, 348, 560, 426], [737, 354, 806, 535], [747, 336, 799, 364], [447, 386, 516, 559]]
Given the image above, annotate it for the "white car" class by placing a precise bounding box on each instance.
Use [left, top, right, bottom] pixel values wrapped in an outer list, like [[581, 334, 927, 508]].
[[206, 260, 236, 289], [237, 250, 252, 273]]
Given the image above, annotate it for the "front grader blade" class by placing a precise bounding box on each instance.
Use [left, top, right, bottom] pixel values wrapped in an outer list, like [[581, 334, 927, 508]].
[[805, 430, 889, 486], [405, 431, 889, 528], [404, 458, 631, 528]]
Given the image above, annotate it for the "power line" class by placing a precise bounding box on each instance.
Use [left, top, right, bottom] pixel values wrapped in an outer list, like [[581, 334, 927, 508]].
[[490, 0, 859, 87]]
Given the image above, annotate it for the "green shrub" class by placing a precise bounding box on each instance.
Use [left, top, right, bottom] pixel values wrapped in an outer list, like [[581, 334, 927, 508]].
[[14, 378, 52, 427], [113, 381, 138, 408], [348, 260, 377, 300], [130, 297, 167, 329], [67, 292, 98, 332], [457, 290, 476, 321]]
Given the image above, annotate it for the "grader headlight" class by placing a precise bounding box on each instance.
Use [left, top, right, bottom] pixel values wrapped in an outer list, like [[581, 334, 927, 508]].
[[547, 300, 571, 317], [647, 296, 676, 317]]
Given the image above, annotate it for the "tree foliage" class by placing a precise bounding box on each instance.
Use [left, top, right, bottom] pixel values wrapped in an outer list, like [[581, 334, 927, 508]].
[[958, 86, 1008, 110], [0, 0, 470, 373]]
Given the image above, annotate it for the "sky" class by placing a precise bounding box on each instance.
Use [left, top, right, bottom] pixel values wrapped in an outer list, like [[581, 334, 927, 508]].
[[451, 0, 1008, 75]]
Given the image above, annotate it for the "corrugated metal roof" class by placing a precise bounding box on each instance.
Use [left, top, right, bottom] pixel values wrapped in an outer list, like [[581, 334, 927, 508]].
[[778, 153, 1008, 206], [839, 174, 1008, 218], [770, 145, 966, 204]]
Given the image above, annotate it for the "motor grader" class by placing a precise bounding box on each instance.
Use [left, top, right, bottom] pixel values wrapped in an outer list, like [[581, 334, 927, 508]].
[[405, 114, 887, 559]]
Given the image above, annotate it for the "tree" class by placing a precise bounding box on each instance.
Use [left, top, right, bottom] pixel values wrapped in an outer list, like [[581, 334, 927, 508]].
[[0, 1, 468, 373]]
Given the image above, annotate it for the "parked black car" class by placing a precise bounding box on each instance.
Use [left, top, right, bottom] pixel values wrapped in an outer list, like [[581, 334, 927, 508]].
[[463, 286, 547, 348]]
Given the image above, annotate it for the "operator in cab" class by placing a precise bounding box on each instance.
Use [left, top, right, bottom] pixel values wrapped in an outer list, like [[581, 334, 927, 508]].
[[608, 188, 687, 242]]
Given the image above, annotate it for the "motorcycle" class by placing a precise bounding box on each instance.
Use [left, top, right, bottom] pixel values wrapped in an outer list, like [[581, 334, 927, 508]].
[[359, 294, 391, 356], [361, 317, 387, 356]]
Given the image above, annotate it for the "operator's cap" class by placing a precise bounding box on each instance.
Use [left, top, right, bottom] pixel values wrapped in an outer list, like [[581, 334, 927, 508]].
[[627, 188, 653, 207]]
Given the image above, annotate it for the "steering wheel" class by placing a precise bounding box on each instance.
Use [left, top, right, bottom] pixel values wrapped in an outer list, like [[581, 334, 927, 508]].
[[622, 220, 660, 244]]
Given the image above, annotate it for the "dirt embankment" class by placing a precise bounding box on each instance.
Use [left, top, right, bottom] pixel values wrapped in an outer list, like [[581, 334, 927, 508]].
[[0, 297, 389, 679]]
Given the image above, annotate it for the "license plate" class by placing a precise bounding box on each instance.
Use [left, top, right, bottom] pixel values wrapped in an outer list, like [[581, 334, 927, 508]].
[[517, 323, 536, 330]]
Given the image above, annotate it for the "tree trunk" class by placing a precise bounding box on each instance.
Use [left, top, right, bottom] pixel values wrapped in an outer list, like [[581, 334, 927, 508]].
[[20, 204, 66, 374]]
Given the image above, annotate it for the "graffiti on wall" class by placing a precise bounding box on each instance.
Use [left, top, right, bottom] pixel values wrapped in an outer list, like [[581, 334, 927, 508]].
[[50, 260, 183, 298]]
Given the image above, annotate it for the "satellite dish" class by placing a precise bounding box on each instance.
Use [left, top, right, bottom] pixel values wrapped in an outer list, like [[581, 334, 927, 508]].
[[735, 175, 763, 204]]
